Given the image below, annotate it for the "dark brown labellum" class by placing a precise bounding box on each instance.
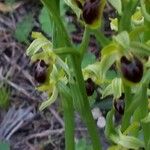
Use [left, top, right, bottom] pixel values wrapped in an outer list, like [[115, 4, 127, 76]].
[[82, 0, 100, 24], [120, 56, 143, 83], [85, 78, 95, 96], [114, 97, 125, 115], [34, 60, 48, 83]]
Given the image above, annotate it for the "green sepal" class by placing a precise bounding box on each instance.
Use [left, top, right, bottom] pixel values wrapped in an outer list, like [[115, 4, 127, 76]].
[[39, 86, 58, 111], [101, 78, 123, 99]]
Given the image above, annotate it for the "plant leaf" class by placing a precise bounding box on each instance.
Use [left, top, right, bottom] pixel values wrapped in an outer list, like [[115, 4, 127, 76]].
[[39, 7, 52, 36], [14, 14, 33, 43]]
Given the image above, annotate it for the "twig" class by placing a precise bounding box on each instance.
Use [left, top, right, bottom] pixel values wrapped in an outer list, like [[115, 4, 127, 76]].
[[4, 54, 35, 86], [26, 127, 87, 141], [0, 71, 38, 101], [26, 128, 64, 141], [50, 108, 64, 127], [6, 121, 24, 140], [0, 106, 34, 140]]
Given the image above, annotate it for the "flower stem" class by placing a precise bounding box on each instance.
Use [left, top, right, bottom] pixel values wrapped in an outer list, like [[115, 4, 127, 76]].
[[58, 83, 75, 150], [71, 56, 102, 150], [79, 27, 90, 58]]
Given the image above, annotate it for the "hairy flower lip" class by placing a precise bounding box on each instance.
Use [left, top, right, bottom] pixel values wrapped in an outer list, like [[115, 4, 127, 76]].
[[82, 0, 101, 25], [114, 96, 125, 115], [34, 60, 48, 83], [120, 56, 143, 83], [85, 78, 95, 96]]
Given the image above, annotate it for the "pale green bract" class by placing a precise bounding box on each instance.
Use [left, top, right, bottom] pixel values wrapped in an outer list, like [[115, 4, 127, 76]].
[[100, 43, 121, 80], [101, 78, 123, 99], [82, 62, 101, 84], [82, 43, 121, 84], [113, 31, 130, 50], [105, 110, 145, 149], [105, 109, 145, 149], [112, 130, 145, 149], [27, 32, 53, 56]]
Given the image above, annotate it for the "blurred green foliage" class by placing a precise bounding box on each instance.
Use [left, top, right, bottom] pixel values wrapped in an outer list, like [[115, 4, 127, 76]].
[[0, 141, 10, 150], [0, 86, 10, 109], [82, 51, 96, 68], [14, 14, 34, 43], [75, 139, 92, 150], [5, 0, 16, 5], [39, 7, 52, 37]]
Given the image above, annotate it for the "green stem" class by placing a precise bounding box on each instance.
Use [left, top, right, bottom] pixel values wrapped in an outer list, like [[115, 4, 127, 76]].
[[71, 56, 102, 150], [58, 83, 75, 150], [79, 27, 90, 58], [93, 29, 110, 48], [42, 1, 102, 149], [62, 96, 75, 150], [54, 47, 80, 56], [121, 83, 132, 132]]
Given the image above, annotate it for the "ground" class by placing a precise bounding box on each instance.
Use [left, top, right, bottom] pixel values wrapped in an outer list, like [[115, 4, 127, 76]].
[[0, 0, 113, 149]]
